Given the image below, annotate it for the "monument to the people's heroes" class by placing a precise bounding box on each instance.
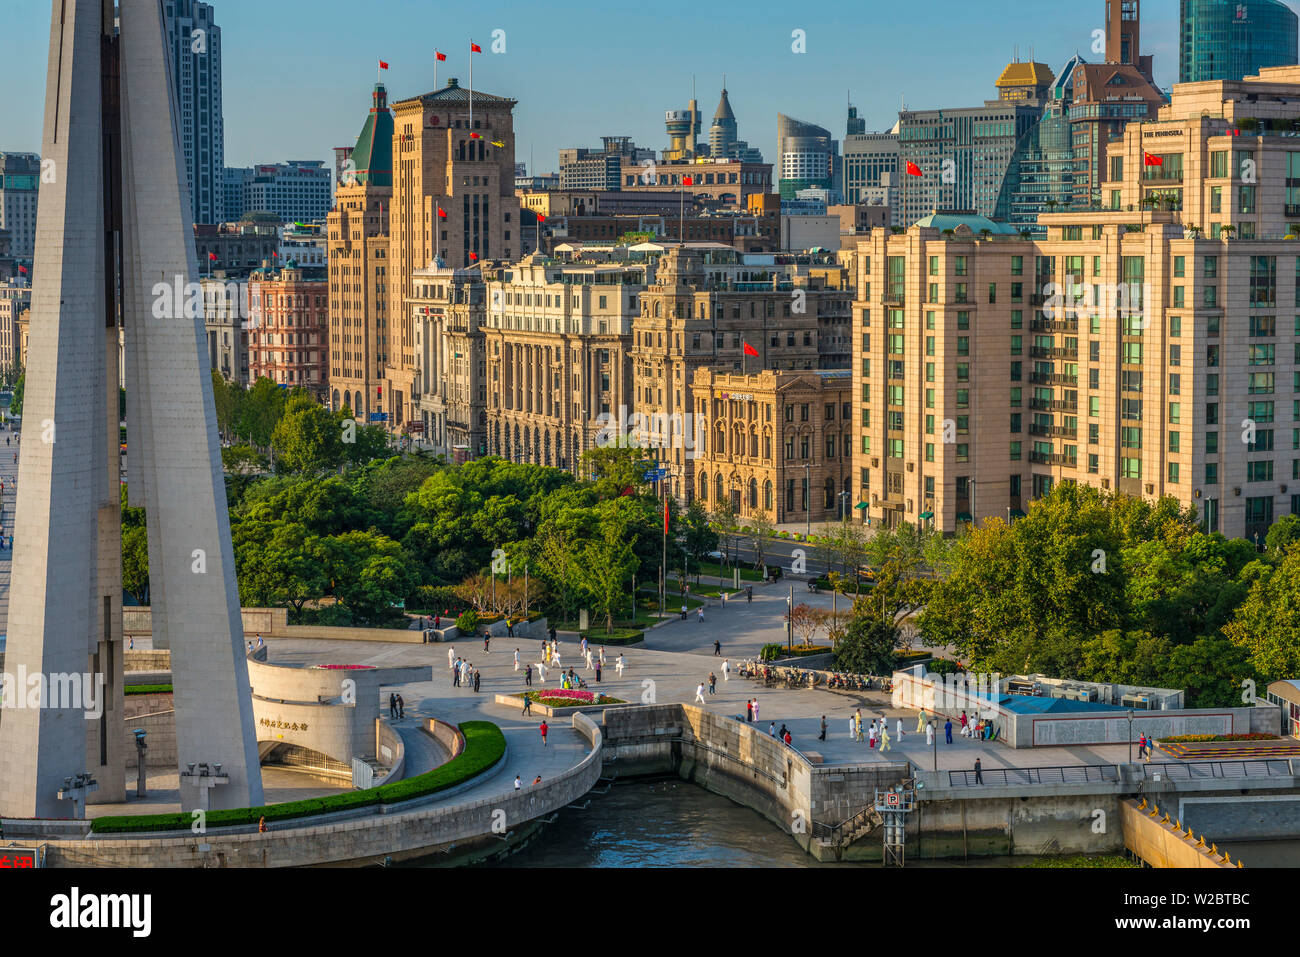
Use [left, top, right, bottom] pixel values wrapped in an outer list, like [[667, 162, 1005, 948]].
[[0, 0, 262, 818]]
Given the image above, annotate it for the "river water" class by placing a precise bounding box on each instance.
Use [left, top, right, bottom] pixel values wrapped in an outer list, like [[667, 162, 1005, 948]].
[[486, 779, 1300, 868]]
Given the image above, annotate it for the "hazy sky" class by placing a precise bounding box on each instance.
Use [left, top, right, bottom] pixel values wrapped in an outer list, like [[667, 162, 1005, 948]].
[[0, 0, 1291, 175]]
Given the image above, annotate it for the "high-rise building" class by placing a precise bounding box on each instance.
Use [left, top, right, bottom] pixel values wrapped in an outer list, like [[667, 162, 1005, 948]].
[[558, 137, 651, 190], [707, 88, 763, 163], [842, 129, 900, 220], [0, 153, 41, 261], [1180, 0, 1299, 83], [851, 64, 1300, 542], [326, 82, 392, 421], [777, 114, 838, 200], [225, 161, 332, 224], [386, 77, 523, 434], [163, 0, 225, 225]]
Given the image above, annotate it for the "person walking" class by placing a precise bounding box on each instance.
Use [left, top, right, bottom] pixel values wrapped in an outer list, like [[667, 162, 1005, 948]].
[[483, 634, 490, 654], [721, 658, 730, 681], [819, 715, 827, 741], [849, 713, 857, 740], [585, 648, 594, 671], [538, 661, 548, 684], [855, 709, 864, 742], [506, 619, 514, 638], [552, 649, 561, 669], [595, 659, 602, 682], [514, 648, 520, 671], [521, 693, 532, 716], [472, 669, 481, 693], [708, 672, 717, 695], [599, 646, 607, 665], [616, 654, 626, 677], [879, 724, 891, 752], [539, 721, 549, 747], [525, 664, 533, 687], [926, 720, 935, 747], [746, 699, 754, 722], [695, 682, 707, 705], [868, 720, 877, 749], [548, 626, 557, 644], [916, 708, 927, 733], [697, 606, 704, 623], [680, 602, 687, 621], [752, 698, 760, 723], [945, 718, 953, 744], [396, 694, 405, 719], [896, 717, 904, 740], [768, 722, 777, 737], [448, 645, 456, 670], [514, 775, 522, 790], [746, 586, 752, 603], [258, 816, 267, 834], [388, 693, 397, 719], [453, 659, 461, 687], [959, 710, 968, 734], [713, 640, 721, 657], [973, 758, 984, 785], [783, 729, 792, 747]]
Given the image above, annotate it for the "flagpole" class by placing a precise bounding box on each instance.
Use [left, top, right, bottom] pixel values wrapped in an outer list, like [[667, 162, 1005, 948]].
[[469, 40, 474, 133]]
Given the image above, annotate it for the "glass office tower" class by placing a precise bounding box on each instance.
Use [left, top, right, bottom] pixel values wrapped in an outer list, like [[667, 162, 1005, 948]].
[[1180, 0, 1299, 83]]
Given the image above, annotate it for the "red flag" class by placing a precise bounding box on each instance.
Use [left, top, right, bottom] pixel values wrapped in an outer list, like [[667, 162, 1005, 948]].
[[17, 265, 26, 274], [438, 207, 447, 218], [905, 161, 922, 176], [379, 60, 389, 70], [435, 51, 446, 61], [470, 252, 478, 261], [664, 497, 670, 533], [683, 176, 693, 186], [1144, 152, 1163, 166], [470, 132, 481, 139], [743, 341, 759, 357], [537, 214, 546, 224], [208, 252, 217, 261], [470, 42, 481, 52]]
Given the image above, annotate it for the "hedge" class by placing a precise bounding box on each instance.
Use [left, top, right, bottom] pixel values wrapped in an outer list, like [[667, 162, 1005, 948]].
[[124, 684, 173, 696], [578, 628, 644, 646], [1160, 733, 1279, 743], [89, 720, 506, 833], [781, 645, 832, 658]]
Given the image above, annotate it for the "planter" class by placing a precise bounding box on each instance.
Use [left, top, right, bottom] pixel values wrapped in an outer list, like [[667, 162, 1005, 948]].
[[492, 692, 636, 718]]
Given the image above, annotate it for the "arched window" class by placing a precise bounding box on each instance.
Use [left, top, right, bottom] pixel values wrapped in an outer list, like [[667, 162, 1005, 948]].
[[824, 477, 836, 509], [699, 471, 709, 501], [331, 389, 341, 411], [749, 478, 758, 509], [749, 430, 758, 458], [763, 480, 773, 510], [715, 426, 725, 454], [716, 474, 724, 503]]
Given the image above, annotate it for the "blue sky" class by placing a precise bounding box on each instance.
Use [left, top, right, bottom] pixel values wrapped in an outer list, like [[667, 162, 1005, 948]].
[[0, 0, 1291, 175]]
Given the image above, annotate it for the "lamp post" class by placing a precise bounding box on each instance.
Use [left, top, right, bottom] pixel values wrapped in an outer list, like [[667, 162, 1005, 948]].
[[1128, 708, 1134, 764], [932, 722, 938, 772], [803, 462, 810, 539]]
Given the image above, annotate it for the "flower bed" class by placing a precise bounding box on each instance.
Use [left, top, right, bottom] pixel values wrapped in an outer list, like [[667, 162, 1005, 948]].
[[1159, 733, 1278, 743], [517, 689, 626, 708]]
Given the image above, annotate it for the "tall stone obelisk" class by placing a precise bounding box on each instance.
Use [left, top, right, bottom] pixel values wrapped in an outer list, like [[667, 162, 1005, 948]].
[[0, 0, 262, 818]]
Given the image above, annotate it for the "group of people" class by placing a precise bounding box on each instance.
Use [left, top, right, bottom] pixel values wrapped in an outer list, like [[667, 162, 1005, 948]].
[[446, 646, 481, 692], [387, 692, 406, 719]]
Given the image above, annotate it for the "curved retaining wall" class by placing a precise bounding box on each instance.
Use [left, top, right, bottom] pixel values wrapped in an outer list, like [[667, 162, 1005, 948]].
[[32, 715, 603, 868], [371, 720, 405, 787]]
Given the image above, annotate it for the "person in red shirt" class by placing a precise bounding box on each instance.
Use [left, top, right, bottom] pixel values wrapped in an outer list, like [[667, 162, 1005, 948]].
[[539, 721, 548, 746], [783, 730, 792, 746]]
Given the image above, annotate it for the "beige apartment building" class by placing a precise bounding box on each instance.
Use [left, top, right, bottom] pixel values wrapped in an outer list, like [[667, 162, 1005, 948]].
[[852, 66, 1300, 542], [409, 264, 488, 459], [0, 282, 30, 377], [387, 79, 524, 433], [691, 368, 854, 525]]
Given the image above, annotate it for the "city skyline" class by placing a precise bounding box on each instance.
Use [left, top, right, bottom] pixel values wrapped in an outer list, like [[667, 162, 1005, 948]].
[[0, 0, 1236, 184]]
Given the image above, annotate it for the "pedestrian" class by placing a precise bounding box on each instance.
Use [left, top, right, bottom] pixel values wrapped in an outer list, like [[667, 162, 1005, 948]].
[[258, 816, 267, 834], [926, 721, 935, 747], [697, 606, 704, 623], [713, 640, 721, 656], [959, 710, 968, 732], [616, 654, 626, 676], [388, 692, 397, 719], [945, 718, 953, 744], [553, 649, 561, 668], [448, 645, 456, 670], [525, 664, 533, 687], [435, 614, 441, 630], [514, 648, 520, 671], [855, 709, 864, 742], [473, 669, 480, 693], [783, 729, 792, 746], [396, 694, 405, 718], [916, 708, 927, 733], [549, 626, 557, 643], [681, 603, 687, 620], [896, 717, 904, 739], [538, 661, 548, 683], [695, 682, 707, 705], [539, 721, 549, 746], [514, 775, 522, 790], [778, 723, 788, 740], [128, 637, 134, 650], [532, 775, 542, 787], [973, 758, 983, 784], [752, 698, 760, 723], [483, 634, 490, 654], [819, 715, 827, 741], [746, 699, 754, 722], [849, 713, 857, 739], [879, 724, 891, 752], [599, 646, 606, 665], [522, 693, 532, 716], [869, 720, 877, 749], [581, 636, 588, 657], [721, 658, 730, 681], [708, 672, 717, 694], [585, 649, 593, 670], [506, 619, 514, 638], [257, 635, 264, 649], [768, 722, 776, 737], [595, 660, 602, 682], [246, 640, 253, 653]]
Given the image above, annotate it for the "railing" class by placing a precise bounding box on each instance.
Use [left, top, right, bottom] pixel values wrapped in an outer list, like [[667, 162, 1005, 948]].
[[1029, 346, 1078, 360], [1286, 205, 1300, 218], [1029, 398, 1078, 412], [1029, 372, 1078, 386], [1029, 451, 1077, 466], [1029, 424, 1077, 439], [1142, 760, 1293, 781], [1030, 319, 1079, 333], [947, 764, 1121, 787], [811, 801, 885, 845]]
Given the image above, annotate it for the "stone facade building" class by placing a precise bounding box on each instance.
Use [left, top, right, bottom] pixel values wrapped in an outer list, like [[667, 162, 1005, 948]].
[[247, 264, 329, 397]]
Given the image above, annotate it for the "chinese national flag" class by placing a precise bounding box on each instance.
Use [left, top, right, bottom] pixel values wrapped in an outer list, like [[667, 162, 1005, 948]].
[[208, 252, 217, 261], [743, 341, 759, 357], [437, 207, 447, 218], [905, 161, 922, 176], [379, 60, 389, 70], [683, 176, 693, 186], [664, 497, 670, 533], [470, 252, 478, 261], [470, 132, 481, 139], [17, 265, 26, 274], [537, 214, 546, 224], [435, 51, 446, 61], [470, 42, 481, 52], [1144, 152, 1163, 166]]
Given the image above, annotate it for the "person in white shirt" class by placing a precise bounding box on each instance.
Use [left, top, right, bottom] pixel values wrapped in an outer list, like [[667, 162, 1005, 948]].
[[695, 683, 707, 705], [616, 654, 626, 676], [514, 649, 520, 671], [448, 646, 456, 670], [849, 715, 857, 739], [721, 659, 730, 681], [926, 721, 935, 746]]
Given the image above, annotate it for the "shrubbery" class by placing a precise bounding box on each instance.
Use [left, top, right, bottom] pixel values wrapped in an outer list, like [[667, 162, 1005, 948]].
[[455, 610, 479, 633]]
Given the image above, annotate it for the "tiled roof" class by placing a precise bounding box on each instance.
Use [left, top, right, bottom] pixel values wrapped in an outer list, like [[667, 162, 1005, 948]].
[[394, 79, 517, 109]]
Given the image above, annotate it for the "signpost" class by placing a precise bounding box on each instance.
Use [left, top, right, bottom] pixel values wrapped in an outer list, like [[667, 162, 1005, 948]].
[[0, 846, 42, 868]]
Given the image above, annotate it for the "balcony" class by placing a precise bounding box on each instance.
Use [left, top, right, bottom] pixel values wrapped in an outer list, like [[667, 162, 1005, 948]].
[[1029, 346, 1078, 360], [1030, 372, 1078, 386], [1287, 204, 1300, 218], [1029, 451, 1077, 466], [1030, 397, 1078, 412], [1030, 318, 1078, 333], [1029, 424, 1077, 439], [1140, 169, 1183, 183]]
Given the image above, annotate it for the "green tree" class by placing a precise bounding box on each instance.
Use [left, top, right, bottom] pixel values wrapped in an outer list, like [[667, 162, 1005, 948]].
[[232, 520, 328, 616], [1265, 514, 1300, 557], [680, 500, 719, 572], [238, 376, 288, 450], [578, 526, 638, 633], [121, 525, 150, 605], [1162, 636, 1257, 709], [272, 395, 345, 474], [833, 611, 899, 675], [211, 370, 240, 440], [321, 530, 414, 624], [1223, 547, 1300, 680], [8, 371, 23, 417], [221, 444, 269, 474]]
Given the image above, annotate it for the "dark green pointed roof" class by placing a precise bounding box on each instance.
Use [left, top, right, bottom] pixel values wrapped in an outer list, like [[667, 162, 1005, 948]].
[[350, 83, 393, 188], [393, 77, 517, 109]]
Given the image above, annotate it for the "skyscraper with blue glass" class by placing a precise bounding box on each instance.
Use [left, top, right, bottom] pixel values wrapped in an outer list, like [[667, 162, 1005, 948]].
[[1180, 0, 1299, 83]]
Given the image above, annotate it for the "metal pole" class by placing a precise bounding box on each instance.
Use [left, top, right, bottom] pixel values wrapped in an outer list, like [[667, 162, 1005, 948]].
[[804, 463, 810, 539], [933, 725, 937, 771], [787, 584, 793, 650], [1128, 709, 1133, 763]]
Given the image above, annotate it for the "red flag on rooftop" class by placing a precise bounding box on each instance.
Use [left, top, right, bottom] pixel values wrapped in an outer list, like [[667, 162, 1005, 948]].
[[743, 341, 759, 357], [379, 60, 389, 70], [905, 161, 922, 176], [470, 42, 481, 53], [437, 207, 447, 218], [208, 252, 217, 261], [435, 51, 446, 61]]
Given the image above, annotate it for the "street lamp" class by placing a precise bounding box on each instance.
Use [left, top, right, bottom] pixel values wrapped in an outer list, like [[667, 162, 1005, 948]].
[[803, 462, 811, 539], [1128, 708, 1134, 763], [932, 721, 938, 772]]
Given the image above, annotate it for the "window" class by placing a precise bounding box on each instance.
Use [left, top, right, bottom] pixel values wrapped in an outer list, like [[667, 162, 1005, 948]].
[[1247, 460, 1274, 483], [1173, 256, 1185, 278], [1121, 457, 1141, 479], [1011, 441, 1022, 461]]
